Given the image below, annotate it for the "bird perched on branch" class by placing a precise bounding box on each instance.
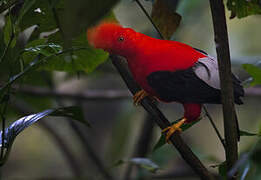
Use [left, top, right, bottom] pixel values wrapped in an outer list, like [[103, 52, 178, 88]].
[[87, 22, 244, 141]]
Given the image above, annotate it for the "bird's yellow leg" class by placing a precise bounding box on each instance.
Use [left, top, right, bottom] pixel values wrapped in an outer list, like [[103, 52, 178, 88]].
[[162, 118, 186, 143], [133, 90, 149, 106]]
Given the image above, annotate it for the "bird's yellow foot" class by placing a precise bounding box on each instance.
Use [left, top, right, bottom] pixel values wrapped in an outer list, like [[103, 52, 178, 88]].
[[162, 118, 186, 143], [133, 90, 149, 106]]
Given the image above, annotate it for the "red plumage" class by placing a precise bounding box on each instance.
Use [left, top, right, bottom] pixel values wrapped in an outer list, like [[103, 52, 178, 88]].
[[87, 22, 244, 124]]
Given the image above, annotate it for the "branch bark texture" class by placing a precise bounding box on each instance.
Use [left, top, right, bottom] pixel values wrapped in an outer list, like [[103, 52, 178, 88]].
[[110, 55, 214, 180], [209, 0, 238, 175]]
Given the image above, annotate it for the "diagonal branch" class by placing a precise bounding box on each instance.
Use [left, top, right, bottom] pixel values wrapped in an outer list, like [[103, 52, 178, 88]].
[[209, 0, 238, 176], [110, 55, 214, 180]]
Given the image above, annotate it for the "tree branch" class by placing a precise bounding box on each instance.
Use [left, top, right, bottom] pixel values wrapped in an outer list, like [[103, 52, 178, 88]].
[[209, 0, 238, 176], [110, 55, 214, 180], [13, 85, 130, 101]]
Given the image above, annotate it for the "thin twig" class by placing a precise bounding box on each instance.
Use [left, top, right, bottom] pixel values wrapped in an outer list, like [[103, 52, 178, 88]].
[[110, 55, 214, 180], [0, 32, 14, 64], [209, 0, 238, 177], [135, 0, 164, 39], [123, 115, 155, 179], [203, 105, 225, 148]]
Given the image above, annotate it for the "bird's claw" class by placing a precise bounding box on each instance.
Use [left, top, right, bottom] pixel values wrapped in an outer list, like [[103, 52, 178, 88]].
[[133, 90, 156, 106], [162, 118, 186, 143]]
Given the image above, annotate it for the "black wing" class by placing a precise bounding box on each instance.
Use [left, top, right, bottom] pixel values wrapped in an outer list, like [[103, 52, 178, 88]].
[[147, 67, 244, 105]]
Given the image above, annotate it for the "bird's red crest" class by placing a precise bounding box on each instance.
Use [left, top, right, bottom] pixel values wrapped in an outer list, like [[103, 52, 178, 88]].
[[87, 21, 137, 56], [87, 22, 122, 51]]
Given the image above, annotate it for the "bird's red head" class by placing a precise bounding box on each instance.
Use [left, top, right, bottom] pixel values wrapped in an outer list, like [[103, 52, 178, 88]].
[[87, 22, 137, 57]]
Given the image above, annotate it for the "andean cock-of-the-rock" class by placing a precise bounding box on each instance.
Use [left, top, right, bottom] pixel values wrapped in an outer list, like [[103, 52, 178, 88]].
[[87, 22, 244, 141]]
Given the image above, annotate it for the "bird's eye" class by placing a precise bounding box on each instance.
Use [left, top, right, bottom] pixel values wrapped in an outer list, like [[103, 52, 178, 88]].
[[118, 36, 124, 42]]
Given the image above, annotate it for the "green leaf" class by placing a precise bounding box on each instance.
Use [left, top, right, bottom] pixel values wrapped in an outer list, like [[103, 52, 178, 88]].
[[240, 130, 259, 137], [47, 32, 109, 73], [153, 134, 166, 152], [227, 0, 261, 19], [22, 34, 109, 73], [0, 106, 89, 165], [3, 16, 16, 48], [151, 0, 181, 39], [24, 41, 62, 56], [50, 106, 90, 126], [116, 158, 160, 173], [153, 118, 201, 151], [242, 64, 261, 86], [129, 158, 159, 173], [17, 0, 114, 73]]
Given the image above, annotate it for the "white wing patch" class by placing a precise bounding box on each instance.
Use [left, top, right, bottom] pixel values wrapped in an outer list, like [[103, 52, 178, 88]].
[[194, 56, 220, 89]]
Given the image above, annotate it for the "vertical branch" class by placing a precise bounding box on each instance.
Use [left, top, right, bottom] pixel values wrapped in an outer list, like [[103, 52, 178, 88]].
[[209, 0, 238, 175]]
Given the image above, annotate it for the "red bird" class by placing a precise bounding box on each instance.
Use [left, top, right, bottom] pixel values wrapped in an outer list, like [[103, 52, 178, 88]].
[[87, 22, 244, 141]]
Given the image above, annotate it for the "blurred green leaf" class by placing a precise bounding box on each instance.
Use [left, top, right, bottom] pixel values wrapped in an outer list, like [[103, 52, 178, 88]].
[[113, 159, 124, 167], [242, 64, 261, 86], [115, 158, 159, 173], [3, 15, 16, 48], [151, 0, 181, 39], [227, 0, 261, 19], [22, 34, 109, 73], [19, 0, 63, 33], [61, 0, 119, 40], [240, 162, 250, 180], [240, 130, 259, 137], [218, 161, 227, 179], [18, 0, 112, 73], [46, 33, 109, 73], [153, 118, 201, 151], [129, 158, 159, 173], [153, 134, 166, 152]]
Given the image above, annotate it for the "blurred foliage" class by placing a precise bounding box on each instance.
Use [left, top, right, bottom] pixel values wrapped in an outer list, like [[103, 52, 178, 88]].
[[242, 64, 261, 86], [115, 157, 159, 173], [151, 0, 181, 39], [227, 0, 261, 19], [0, 0, 118, 169]]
